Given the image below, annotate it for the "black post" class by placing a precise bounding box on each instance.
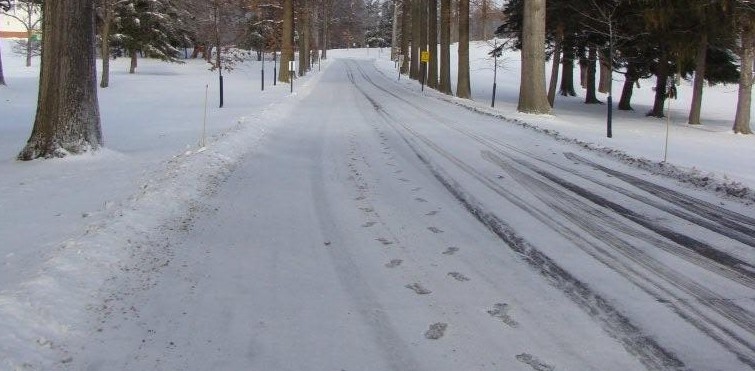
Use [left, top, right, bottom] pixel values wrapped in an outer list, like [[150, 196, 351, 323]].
[[607, 95, 613, 138], [273, 51, 277, 86], [290, 70, 293, 93], [492, 43, 498, 107], [219, 73, 224, 108], [421, 62, 426, 91], [607, 24, 614, 138], [261, 51, 265, 91]]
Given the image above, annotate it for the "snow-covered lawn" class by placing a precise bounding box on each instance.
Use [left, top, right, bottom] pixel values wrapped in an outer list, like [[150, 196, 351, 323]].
[[0, 39, 753, 369]]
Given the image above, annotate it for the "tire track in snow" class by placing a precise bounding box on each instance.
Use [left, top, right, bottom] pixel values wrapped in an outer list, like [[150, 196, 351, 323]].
[[348, 60, 755, 365], [343, 60, 685, 370]]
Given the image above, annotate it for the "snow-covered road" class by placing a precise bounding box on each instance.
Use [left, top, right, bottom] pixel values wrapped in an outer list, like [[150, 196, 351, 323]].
[[65, 59, 755, 370]]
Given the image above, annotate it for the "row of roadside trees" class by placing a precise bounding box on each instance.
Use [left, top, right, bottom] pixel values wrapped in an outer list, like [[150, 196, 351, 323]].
[[500, 0, 755, 134], [8, 0, 755, 160]]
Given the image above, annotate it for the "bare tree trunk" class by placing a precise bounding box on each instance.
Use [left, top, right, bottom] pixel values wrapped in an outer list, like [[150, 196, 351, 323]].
[[428, 0, 438, 89], [100, 6, 113, 88], [420, 0, 428, 85], [579, 49, 588, 88], [584, 46, 601, 104], [18, 0, 102, 160], [25, 37, 32, 67], [450, 0, 458, 43], [410, 0, 420, 80], [0, 44, 5, 85], [559, 35, 576, 96], [456, 0, 470, 98], [321, 0, 330, 60], [400, 0, 410, 73], [481, 0, 489, 40], [298, 2, 309, 77], [648, 54, 670, 118], [280, 0, 294, 82], [439, 0, 451, 94], [129, 51, 138, 74], [618, 62, 638, 111], [598, 50, 611, 93], [392, 0, 399, 60], [734, 19, 754, 134], [548, 26, 563, 107], [517, 0, 550, 113], [688, 33, 708, 125]]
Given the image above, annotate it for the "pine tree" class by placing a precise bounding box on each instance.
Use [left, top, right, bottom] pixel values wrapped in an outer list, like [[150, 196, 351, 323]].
[[113, 0, 190, 74]]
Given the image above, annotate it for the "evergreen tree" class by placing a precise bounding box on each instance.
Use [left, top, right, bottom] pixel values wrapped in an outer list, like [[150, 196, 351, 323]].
[[113, 0, 191, 74]]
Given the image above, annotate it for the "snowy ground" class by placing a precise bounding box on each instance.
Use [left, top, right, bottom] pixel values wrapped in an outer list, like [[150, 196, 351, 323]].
[[1, 40, 754, 370]]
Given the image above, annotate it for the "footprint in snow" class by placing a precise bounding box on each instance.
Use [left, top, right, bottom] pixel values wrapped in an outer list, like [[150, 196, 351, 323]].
[[376, 237, 394, 246], [385, 259, 403, 268], [427, 226, 444, 234], [398, 178, 410, 182], [488, 303, 519, 328], [405, 283, 432, 295], [426, 210, 439, 216], [411, 187, 422, 192], [424, 323, 447, 340], [415, 197, 428, 203], [515, 353, 554, 371], [447, 272, 470, 282], [362, 221, 377, 228], [442, 247, 459, 255]]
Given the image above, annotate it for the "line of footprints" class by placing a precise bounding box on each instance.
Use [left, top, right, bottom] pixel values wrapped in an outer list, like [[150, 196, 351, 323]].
[[346, 129, 554, 371]]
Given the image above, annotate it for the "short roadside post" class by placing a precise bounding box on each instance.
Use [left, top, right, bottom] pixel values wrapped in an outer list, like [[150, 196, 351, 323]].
[[261, 50, 265, 91], [397, 54, 404, 81], [289, 60, 295, 93], [273, 51, 277, 86], [492, 39, 498, 108]]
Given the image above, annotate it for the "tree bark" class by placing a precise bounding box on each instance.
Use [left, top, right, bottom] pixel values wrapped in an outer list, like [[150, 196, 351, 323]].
[[688, 33, 708, 125], [279, 0, 294, 82], [648, 54, 670, 118], [322, 0, 330, 60], [438, 0, 451, 94], [618, 62, 638, 111], [400, 0, 410, 73], [0, 43, 5, 85], [734, 18, 754, 134], [129, 51, 138, 74], [420, 0, 428, 85], [548, 26, 563, 107], [410, 0, 420, 80], [584, 46, 601, 104], [392, 0, 399, 60], [598, 50, 611, 94], [517, 0, 550, 113], [579, 50, 588, 88], [427, 0, 438, 89], [559, 35, 576, 96], [18, 0, 102, 160], [456, 0, 470, 98], [298, 2, 309, 77], [100, 5, 113, 88]]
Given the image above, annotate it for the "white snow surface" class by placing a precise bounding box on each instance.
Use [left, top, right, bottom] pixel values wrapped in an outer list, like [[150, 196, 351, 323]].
[[0, 40, 753, 370]]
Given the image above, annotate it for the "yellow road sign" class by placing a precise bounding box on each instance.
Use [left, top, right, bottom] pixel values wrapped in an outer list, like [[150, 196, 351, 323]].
[[420, 51, 430, 63]]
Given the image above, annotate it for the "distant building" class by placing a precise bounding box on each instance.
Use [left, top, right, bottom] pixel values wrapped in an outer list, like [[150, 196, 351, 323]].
[[0, 0, 41, 39]]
